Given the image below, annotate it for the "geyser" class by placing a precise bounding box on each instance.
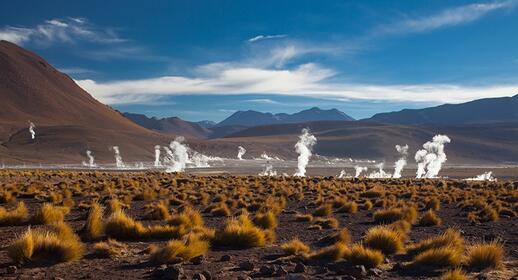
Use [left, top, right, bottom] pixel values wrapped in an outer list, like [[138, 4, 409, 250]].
[[154, 145, 161, 167], [415, 135, 451, 178], [163, 137, 188, 172], [237, 146, 246, 160], [112, 146, 125, 168], [354, 166, 368, 178], [28, 121, 36, 140], [294, 128, 317, 177], [393, 144, 409, 178], [82, 150, 95, 168], [368, 163, 390, 178]]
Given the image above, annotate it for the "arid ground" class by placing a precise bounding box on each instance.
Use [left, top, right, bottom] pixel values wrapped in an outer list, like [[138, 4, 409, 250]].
[[0, 170, 516, 280]]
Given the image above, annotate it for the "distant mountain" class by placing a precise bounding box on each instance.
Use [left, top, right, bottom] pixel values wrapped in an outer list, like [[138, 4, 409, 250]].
[[368, 95, 518, 125], [217, 107, 354, 127], [123, 113, 211, 139], [197, 120, 217, 128]]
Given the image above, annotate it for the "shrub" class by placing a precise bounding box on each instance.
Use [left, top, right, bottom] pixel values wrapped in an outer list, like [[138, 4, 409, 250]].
[[213, 214, 270, 248], [295, 213, 313, 222], [144, 200, 170, 220], [464, 241, 504, 271], [345, 244, 384, 268], [419, 209, 442, 226], [412, 247, 462, 268], [363, 226, 404, 255], [253, 211, 278, 229], [313, 217, 339, 229], [373, 207, 417, 224], [150, 235, 209, 264], [281, 239, 311, 256], [104, 210, 145, 240], [313, 204, 332, 217], [440, 268, 468, 280], [167, 206, 204, 229], [337, 202, 358, 214], [425, 197, 441, 211], [32, 203, 68, 224], [93, 239, 128, 258], [210, 203, 231, 217], [406, 229, 464, 256], [7, 225, 85, 264], [387, 220, 411, 236], [310, 242, 349, 261], [83, 202, 104, 240], [0, 202, 29, 226], [0, 191, 15, 203]]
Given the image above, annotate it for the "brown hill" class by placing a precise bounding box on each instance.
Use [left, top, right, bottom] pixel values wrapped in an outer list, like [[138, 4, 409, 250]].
[[122, 113, 211, 139], [220, 121, 518, 164]]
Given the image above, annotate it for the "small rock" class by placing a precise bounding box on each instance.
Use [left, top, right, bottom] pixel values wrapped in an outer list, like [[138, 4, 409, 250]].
[[153, 265, 184, 280], [201, 270, 212, 280], [220, 255, 231, 262], [192, 273, 206, 280], [293, 263, 306, 273], [259, 265, 275, 276], [340, 276, 356, 280], [53, 277, 65, 280], [286, 274, 307, 280], [477, 273, 489, 280], [237, 276, 253, 280], [239, 260, 255, 271], [6, 266, 17, 274], [316, 266, 329, 274], [191, 255, 204, 265]]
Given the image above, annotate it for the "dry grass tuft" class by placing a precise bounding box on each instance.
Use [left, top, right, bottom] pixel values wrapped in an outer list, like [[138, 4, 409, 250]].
[[295, 213, 313, 222], [167, 206, 204, 229], [104, 210, 145, 240], [406, 228, 464, 256], [411, 247, 462, 268], [281, 238, 311, 256], [32, 203, 69, 224], [363, 226, 404, 255], [83, 202, 104, 240], [345, 244, 384, 268], [440, 268, 468, 280], [93, 239, 128, 258], [464, 241, 504, 271], [313, 204, 332, 217], [0, 202, 29, 226], [373, 207, 417, 224], [419, 209, 442, 226], [150, 235, 209, 264], [253, 211, 278, 229], [213, 213, 270, 248], [310, 241, 349, 261]]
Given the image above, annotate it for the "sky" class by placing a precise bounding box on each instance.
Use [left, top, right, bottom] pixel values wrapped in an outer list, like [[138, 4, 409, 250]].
[[1, 0, 517, 122]]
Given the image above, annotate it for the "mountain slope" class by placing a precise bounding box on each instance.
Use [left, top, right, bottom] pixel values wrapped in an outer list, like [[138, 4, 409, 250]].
[[217, 107, 354, 127], [123, 113, 211, 139], [368, 95, 518, 125]]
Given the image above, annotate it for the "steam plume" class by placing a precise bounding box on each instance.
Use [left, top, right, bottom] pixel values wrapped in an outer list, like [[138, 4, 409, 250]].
[[465, 171, 496, 182], [112, 146, 125, 168], [368, 163, 390, 178], [294, 128, 317, 177], [259, 164, 277, 176], [28, 121, 36, 139], [154, 145, 161, 167], [392, 144, 409, 178], [237, 146, 246, 160], [338, 170, 350, 179], [163, 137, 188, 172], [354, 166, 368, 178], [82, 150, 95, 168], [415, 135, 451, 178]]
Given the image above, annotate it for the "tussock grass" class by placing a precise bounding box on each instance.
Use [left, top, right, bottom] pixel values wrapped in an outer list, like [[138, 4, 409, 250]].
[[0, 202, 29, 226], [419, 209, 442, 226], [167, 206, 204, 229], [104, 210, 145, 240], [150, 235, 209, 264], [440, 268, 468, 280], [7, 223, 85, 264], [313, 204, 332, 217], [345, 244, 384, 268], [213, 213, 271, 248], [281, 238, 311, 256], [374, 206, 417, 224], [337, 202, 358, 213], [313, 217, 339, 229], [83, 202, 104, 240], [93, 239, 128, 258], [363, 226, 404, 255], [406, 228, 464, 256], [464, 241, 504, 271], [253, 211, 278, 229], [32, 203, 69, 224], [310, 241, 349, 261], [411, 247, 462, 268], [295, 213, 313, 222], [210, 203, 231, 217]]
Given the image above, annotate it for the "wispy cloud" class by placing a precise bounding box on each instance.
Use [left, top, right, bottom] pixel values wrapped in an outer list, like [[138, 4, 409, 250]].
[[248, 34, 287, 43], [76, 60, 517, 105], [0, 17, 125, 46], [245, 98, 281, 105], [372, 1, 517, 37]]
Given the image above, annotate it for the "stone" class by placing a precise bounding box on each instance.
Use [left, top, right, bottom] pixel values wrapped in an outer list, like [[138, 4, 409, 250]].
[[293, 263, 306, 273], [275, 265, 288, 276], [153, 264, 184, 280], [191, 255, 204, 265], [6, 266, 17, 274], [286, 274, 307, 280], [340, 276, 356, 280], [192, 273, 206, 280], [239, 260, 255, 271], [201, 270, 212, 280], [368, 268, 382, 276], [259, 265, 275, 276], [220, 255, 231, 262]]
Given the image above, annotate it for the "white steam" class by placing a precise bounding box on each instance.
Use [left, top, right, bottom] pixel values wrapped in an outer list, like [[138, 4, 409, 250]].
[[368, 163, 391, 178], [392, 144, 409, 178], [112, 146, 125, 168], [82, 150, 95, 168], [415, 135, 451, 179], [259, 164, 277, 176], [465, 171, 496, 182], [293, 128, 317, 177], [354, 166, 368, 178], [28, 121, 36, 139], [338, 170, 350, 179], [163, 137, 189, 172], [237, 146, 246, 160], [154, 145, 161, 167]]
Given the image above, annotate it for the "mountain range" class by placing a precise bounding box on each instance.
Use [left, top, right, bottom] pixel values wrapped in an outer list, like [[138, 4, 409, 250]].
[[1, 40, 517, 164]]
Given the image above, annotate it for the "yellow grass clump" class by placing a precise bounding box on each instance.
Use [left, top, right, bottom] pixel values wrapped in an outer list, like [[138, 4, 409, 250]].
[[310, 241, 349, 261], [406, 228, 464, 256], [313, 203, 333, 217], [363, 226, 404, 255], [213, 214, 272, 248], [294, 213, 313, 222], [440, 268, 468, 280], [93, 239, 128, 258], [373, 207, 417, 224], [464, 241, 504, 271], [411, 247, 462, 268], [0, 202, 29, 226], [281, 238, 311, 256], [32, 203, 69, 224], [83, 202, 104, 240], [253, 211, 278, 229], [419, 209, 442, 226], [150, 235, 209, 264], [167, 206, 204, 229], [345, 244, 384, 268]]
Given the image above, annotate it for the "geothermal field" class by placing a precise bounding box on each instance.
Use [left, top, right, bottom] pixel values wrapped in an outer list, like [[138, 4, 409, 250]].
[[0, 129, 517, 280]]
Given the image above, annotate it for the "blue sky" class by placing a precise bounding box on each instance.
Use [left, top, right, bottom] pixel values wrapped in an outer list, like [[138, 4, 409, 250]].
[[1, 0, 517, 121]]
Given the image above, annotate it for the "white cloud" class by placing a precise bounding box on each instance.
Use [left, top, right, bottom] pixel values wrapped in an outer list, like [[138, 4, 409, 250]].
[[248, 34, 287, 43], [373, 1, 517, 36], [0, 17, 125, 46], [76, 61, 517, 105], [245, 98, 281, 105]]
